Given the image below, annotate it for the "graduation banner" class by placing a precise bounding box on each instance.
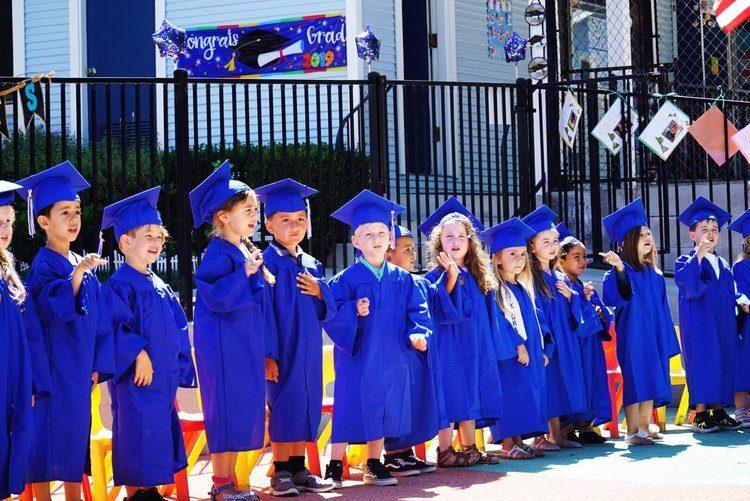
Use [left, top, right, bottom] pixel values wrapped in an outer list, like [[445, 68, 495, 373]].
[[177, 13, 347, 78], [19, 79, 46, 128]]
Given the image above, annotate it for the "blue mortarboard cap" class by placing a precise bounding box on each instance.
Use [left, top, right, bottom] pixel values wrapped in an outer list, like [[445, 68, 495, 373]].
[[331, 189, 405, 234], [602, 198, 648, 244], [478, 217, 537, 255], [418, 196, 485, 237], [189, 161, 250, 228], [101, 187, 162, 240], [556, 222, 571, 240], [677, 196, 731, 229], [254, 178, 318, 217], [0, 181, 21, 206], [394, 225, 413, 239], [729, 208, 750, 238], [521, 205, 558, 235]]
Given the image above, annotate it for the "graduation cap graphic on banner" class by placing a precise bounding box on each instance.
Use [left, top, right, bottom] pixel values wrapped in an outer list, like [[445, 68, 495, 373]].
[[19, 79, 45, 128], [233, 29, 304, 70]]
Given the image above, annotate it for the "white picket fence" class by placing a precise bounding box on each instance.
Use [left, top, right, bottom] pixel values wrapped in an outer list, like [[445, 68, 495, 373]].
[[17, 251, 200, 276]]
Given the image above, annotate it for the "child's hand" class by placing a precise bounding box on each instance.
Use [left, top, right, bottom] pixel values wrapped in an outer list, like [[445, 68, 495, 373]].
[[410, 334, 427, 351], [742, 304, 750, 314], [244, 250, 264, 276], [543, 354, 550, 367], [76, 253, 107, 273], [696, 232, 713, 261], [436, 251, 459, 280], [599, 251, 624, 272], [583, 281, 595, 301], [297, 270, 322, 300], [595, 305, 605, 321], [265, 358, 279, 382], [134, 350, 154, 387], [91, 372, 99, 391], [356, 298, 370, 317], [516, 344, 530, 366], [555, 280, 572, 301]]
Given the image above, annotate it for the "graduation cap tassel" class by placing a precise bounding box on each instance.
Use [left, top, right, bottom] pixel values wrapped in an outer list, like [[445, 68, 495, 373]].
[[306, 198, 312, 240], [27, 189, 35, 237], [390, 209, 396, 249]]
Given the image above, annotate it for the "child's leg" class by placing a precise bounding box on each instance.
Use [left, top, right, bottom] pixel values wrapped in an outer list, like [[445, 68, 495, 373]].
[[287, 441, 308, 475], [366, 439, 384, 460], [211, 452, 238, 483], [32, 482, 52, 501], [736, 391, 749, 409], [330, 442, 347, 462], [578, 420, 594, 433], [457, 421, 476, 447], [125, 487, 142, 498], [638, 400, 654, 433], [695, 403, 707, 413], [624, 403, 640, 436], [437, 426, 453, 452], [385, 447, 411, 455], [547, 417, 561, 442], [272, 441, 291, 471], [501, 437, 515, 451], [63, 482, 82, 501]]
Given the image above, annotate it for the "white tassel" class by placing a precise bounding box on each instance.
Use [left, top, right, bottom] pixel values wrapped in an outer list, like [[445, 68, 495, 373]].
[[306, 198, 312, 240], [97, 231, 104, 255], [389, 209, 396, 249], [27, 189, 34, 237]]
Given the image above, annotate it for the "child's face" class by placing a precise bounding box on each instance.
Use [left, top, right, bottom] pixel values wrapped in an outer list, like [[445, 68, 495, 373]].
[[220, 195, 259, 239], [561, 243, 587, 278], [120, 224, 165, 266], [497, 246, 527, 278], [690, 218, 719, 252], [265, 210, 307, 249], [440, 220, 469, 264], [0, 206, 15, 250], [386, 235, 416, 272], [352, 222, 390, 263], [530, 229, 559, 262], [38, 201, 81, 244], [637, 226, 653, 258]]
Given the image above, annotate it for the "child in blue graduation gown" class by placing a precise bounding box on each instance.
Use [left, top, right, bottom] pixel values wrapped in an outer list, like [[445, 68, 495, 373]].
[[522, 206, 586, 450], [674, 197, 743, 433], [600, 198, 680, 445], [254, 179, 335, 496], [420, 197, 515, 467], [480, 218, 549, 460], [17, 162, 115, 499], [557, 224, 612, 443], [382, 225, 458, 475], [101, 187, 198, 499], [323, 190, 432, 488], [0, 181, 48, 500], [189, 161, 277, 501], [726, 209, 750, 428]]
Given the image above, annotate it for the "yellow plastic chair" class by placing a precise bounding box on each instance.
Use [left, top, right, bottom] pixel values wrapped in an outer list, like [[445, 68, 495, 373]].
[[89, 384, 116, 501], [671, 353, 690, 425]]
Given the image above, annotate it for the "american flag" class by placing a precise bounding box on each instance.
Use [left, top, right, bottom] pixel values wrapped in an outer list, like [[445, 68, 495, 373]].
[[714, 0, 750, 33]]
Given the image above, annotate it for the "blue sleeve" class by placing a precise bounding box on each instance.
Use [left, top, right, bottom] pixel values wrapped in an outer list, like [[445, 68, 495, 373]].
[[488, 292, 520, 362], [404, 274, 432, 347], [103, 280, 147, 383], [22, 296, 51, 399], [91, 277, 115, 384], [168, 287, 198, 388], [8, 305, 33, 494], [602, 268, 630, 308], [315, 261, 337, 323], [28, 258, 86, 324], [574, 296, 605, 339], [195, 251, 265, 313], [566, 286, 584, 330], [536, 302, 555, 358], [735, 261, 750, 296], [263, 284, 279, 360], [322, 274, 361, 355], [428, 272, 471, 325], [674, 253, 709, 300], [589, 289, 614, 332]]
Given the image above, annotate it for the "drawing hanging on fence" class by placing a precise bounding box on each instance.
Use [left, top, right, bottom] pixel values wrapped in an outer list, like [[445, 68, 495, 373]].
[[688, 105, 739, 166], [732, 122, 750, 163], [638, 100, 691, 161], [487, 0, 513, 60], [559, 90, 582, 148], [591, 98, 639, 155], [177, 12, 347, 78]]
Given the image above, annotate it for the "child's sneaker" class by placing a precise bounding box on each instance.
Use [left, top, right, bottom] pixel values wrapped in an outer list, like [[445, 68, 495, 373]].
[[383, 453, 421, 477], [407, 454, 437, 474], [323, 460, 343, 489], [363, 459, 398, 486], [290, 469, 334, 493], [711, 408, 742, 430], [270, 471, 299, 497], [144, 487, 166, 501], [691, 411, 721, 433], [209, 483, 259, 501], [735, 407, 750, 428]]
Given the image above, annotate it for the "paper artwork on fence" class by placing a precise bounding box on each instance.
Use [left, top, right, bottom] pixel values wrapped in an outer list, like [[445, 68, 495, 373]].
[[687, 105, 739, 166], [559, 90, 582, 149], [731, 122, 750, 163], [637, 101, 691, 161], [590, 98, 639, 155]]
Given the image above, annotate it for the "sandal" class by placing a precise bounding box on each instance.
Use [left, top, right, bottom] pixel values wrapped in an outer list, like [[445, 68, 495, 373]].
[[625, 434, 655, 446], [436, 446, 473, 468], [648, 432, 664, 440], [531, 437, 561, 452], [462, 444, 500, 465], [499, 445, 534, 460], [520, 443, 545, 458], [558, 438, 583, 449]]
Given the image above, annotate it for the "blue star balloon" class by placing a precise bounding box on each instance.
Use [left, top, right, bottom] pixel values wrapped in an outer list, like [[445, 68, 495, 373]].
[[504, 32, 527, 63], [152, 19, 187, 61], [355, 26, 381, 64]]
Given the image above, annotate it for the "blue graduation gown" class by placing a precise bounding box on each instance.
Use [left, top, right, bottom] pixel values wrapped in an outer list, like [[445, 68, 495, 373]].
[[263, 244, 336, 443], [384, 274, 461, 450], [0, 280, 34, 499], [535, 270, 586, 419], [489, 282, 548, 442], [602, 264, 680, 407], [103, 264, 197, 487], [675, 252, 737, 406], [25, 247, 115, 483], [324, 261, 431, 443], [563, 284, 612, 426], [424, 267, 515, 427], [731, 259, 750, 393], [194, 237, 277, 453]]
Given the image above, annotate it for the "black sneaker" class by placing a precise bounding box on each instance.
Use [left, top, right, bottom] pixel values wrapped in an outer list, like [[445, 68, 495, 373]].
[[363, 459, 398, 486], [565, 430, 581, 444], [291, 468, 334, 493], [578, 431, 608, 444], [144, 488, 166, 501], [383, 453, 421, 477], [711, 408, 742, 431], [324, 460, 343, 489], [406, 454, 437, 474], [270, 471, 299, 497], [692, 411, 721, 433]]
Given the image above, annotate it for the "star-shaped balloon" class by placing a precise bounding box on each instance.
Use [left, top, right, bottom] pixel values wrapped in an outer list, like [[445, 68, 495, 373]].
[[355, 26, 381, 64], [152, 19, 187, 61], [504, 32, 527, 63]]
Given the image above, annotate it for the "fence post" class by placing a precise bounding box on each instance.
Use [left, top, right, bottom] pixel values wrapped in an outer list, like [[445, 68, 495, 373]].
[[173, 69, 193, 319], [367, 72, 387, 194], [515, 77, 536, 215], [587, 75, 603, 259]]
